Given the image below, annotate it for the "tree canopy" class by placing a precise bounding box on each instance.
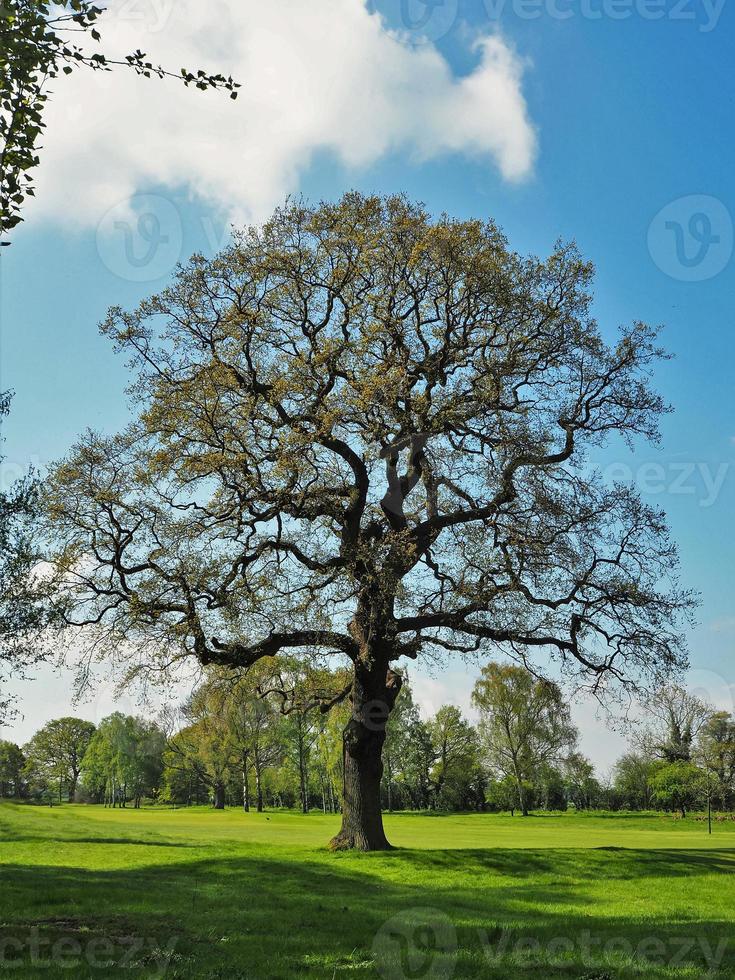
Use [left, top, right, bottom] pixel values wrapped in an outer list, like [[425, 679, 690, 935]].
[[83, 712, 165, 807], [639, 683, 712, 763], [473, 662, 578, 816], [23, 715, 95, 802], [43, 193, 694, 848]]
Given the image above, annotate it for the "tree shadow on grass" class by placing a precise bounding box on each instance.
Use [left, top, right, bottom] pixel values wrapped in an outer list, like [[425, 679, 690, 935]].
[[388, 845, 735, 879], [0, 833, 197, 847], [1, 847, 734, 978]]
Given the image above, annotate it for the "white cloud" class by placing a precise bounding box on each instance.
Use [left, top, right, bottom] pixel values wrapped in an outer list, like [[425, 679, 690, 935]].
[[31, 0, 536, 230]]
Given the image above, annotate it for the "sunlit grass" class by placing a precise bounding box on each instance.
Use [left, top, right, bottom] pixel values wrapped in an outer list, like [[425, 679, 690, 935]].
[[1, 803, 733, 977]]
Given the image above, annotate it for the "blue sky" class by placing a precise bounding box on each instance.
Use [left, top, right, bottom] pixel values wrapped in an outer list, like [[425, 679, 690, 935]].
[[1, 0, 733, 765]]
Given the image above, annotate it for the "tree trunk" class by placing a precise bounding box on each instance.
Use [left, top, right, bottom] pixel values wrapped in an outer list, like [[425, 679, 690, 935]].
[[329, 660, 402, 851], [242, 755, 250, 812], [213, 782, 225, 809], [299, 729, 308, 815], [255, 759, 263, 813], [512, 758, 529, 816]]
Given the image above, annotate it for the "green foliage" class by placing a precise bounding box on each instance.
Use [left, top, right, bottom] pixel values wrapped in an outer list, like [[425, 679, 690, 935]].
[[23, 715, 95, 802], [425, 705, 484, 810], [613, 751, 657, 810], [473, 663, 578, 815], [382, 679, 426, 809], [0, 1, 239, 239], [14, 673, 735, 817], [534, 762, 567, 811], [160, 663, 350, 813], [0, 739, 24, 796], [563, 752, 602, 810], [82, 712, 164, 806], [650, 760, 707, 817], [485, 774, 524, 813], [696, 711, 735, 809]]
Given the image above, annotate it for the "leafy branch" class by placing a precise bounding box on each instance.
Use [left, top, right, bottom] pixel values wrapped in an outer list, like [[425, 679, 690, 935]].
[[0, 0, 240, 242]]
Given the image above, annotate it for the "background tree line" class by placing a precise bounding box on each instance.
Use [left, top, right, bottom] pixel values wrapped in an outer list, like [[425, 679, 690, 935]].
[[2, 670, 732, 819]]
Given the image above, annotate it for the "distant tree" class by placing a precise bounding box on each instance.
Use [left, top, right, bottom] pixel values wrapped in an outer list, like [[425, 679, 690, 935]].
[[485, 774, 522, 815], [562, 752, 600, 810], [613, 751, 656, 810], [426, 705, 482, 810], [387, 708, 435, 812], [312, 710, 344, 814], [83, 713, 164, 807], [24, 716, 95, 802], [165, 701, 238, 811], [259, 661, 349, 815], [280, 707, 318, 814], [473, 663, 578, 816], [0, 1, 238, 241], [44, 193, 694, 849], [0, 739, 25, 797], [535, 762, 567, 811], [201, 666, 285, 812], [696, 712, 735, 810], [650, 760, 706, 818], [382, 678, 423, 811], [640, 684, 711, 763]]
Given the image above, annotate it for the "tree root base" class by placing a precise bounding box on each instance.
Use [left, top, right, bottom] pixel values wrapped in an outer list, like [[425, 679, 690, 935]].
[[328, 832, 394, 852]]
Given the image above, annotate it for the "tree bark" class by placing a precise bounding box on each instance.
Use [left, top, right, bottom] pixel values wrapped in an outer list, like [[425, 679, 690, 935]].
[[329, 660, 402, 851], [512, 758, 529, 816], [242, 755, 250, 812], [213, 782, 225, 809], [254, 756, 264, 813], [298, 726, 308, 815]]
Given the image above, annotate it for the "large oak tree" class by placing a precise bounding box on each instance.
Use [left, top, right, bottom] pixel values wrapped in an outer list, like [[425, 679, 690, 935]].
[[44, 193, 693, 849]]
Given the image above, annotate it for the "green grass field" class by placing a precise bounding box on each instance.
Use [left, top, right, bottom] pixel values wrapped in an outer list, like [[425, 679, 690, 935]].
[[1, 803, 734, 978]]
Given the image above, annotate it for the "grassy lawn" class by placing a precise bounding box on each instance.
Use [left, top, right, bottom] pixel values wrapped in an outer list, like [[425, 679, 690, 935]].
[[1, 803, 734, 977]]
